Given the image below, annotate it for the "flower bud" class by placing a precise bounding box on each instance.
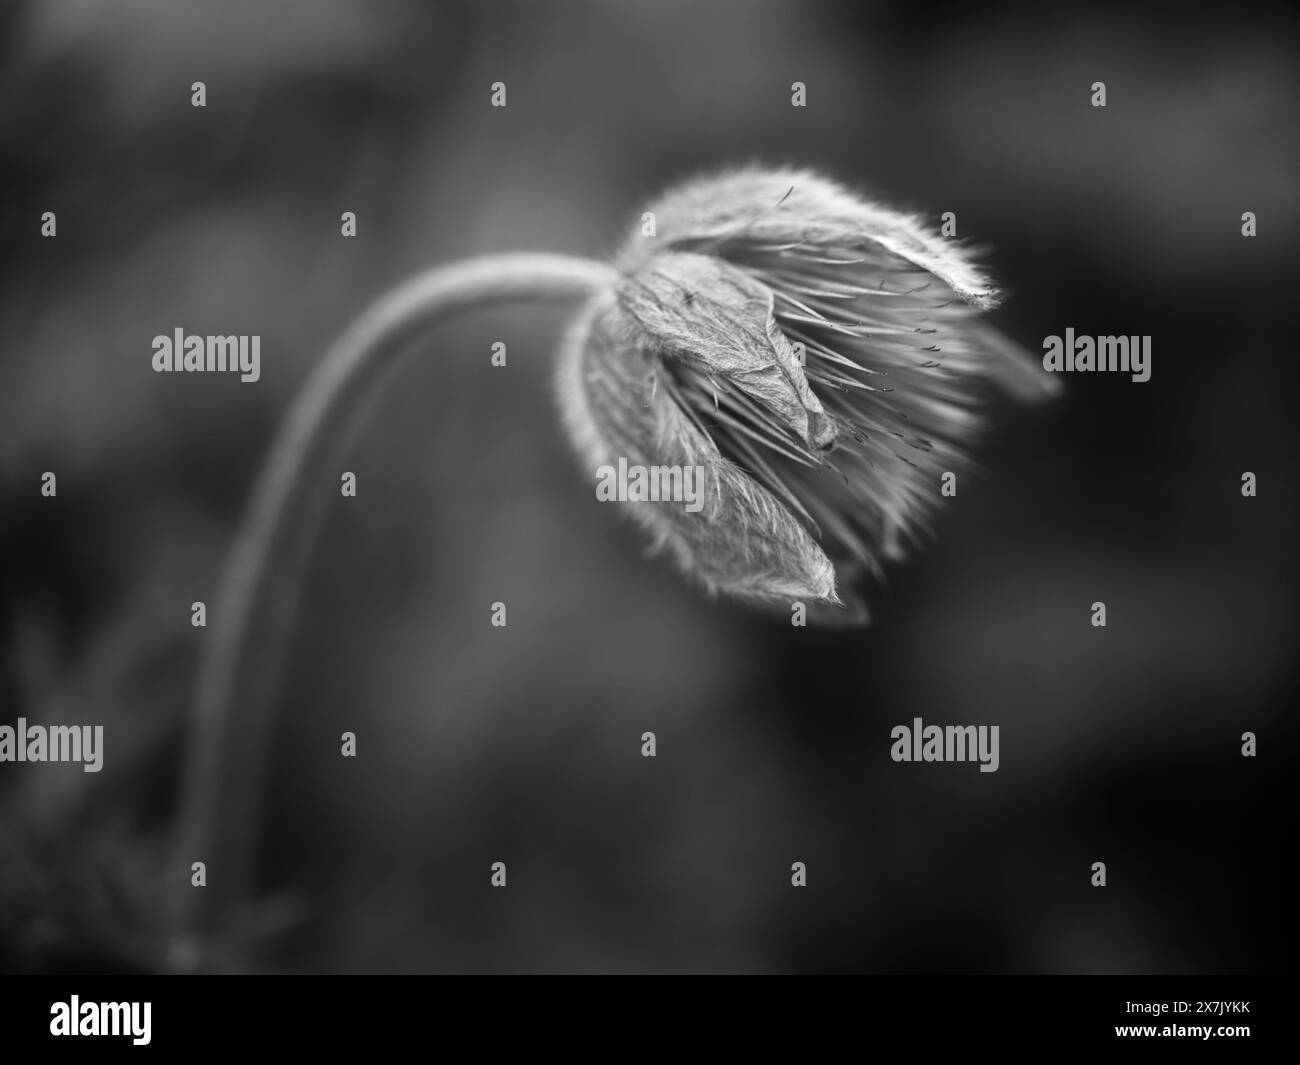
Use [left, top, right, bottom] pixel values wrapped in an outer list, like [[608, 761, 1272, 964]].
[[556, 166, 1059, 620]]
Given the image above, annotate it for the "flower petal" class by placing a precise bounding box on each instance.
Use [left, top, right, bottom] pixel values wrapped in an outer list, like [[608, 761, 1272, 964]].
[[623, 165, 1001, 307], [555, 294, 839, 603], [615, 251, 838, 452]]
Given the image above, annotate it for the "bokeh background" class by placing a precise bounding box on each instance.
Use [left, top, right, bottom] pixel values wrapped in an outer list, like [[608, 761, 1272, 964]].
[[1, 0, 1295, 973]]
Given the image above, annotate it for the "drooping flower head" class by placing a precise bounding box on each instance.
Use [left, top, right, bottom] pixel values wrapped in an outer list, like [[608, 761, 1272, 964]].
[[557, 166, 1059, 621]]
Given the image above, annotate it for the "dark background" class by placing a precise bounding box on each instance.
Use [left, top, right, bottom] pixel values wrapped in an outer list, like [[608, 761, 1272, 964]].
[[0, 0, 1294, 973]]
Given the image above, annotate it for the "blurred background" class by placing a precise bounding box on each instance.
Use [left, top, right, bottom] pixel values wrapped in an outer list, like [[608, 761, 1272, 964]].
[[0, 0, 1295, 973]]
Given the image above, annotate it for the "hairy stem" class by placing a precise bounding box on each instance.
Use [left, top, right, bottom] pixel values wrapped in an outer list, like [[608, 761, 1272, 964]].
[[169, 253, 617, 963]]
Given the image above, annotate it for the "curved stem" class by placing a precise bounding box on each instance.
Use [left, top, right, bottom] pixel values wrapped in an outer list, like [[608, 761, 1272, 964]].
[[169, 253, 617, 962]]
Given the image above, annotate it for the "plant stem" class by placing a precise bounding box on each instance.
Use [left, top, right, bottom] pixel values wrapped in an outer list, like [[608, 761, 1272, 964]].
[[168, 253, 617, 964]]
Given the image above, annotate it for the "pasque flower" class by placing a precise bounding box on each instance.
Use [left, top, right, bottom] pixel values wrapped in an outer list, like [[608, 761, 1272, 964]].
[[181, 166, 1059, 958], [557, 166, 1059, 620]]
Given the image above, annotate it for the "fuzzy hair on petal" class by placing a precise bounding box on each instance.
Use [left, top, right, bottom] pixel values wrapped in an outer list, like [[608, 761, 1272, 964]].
[[621, 165, 1002, 309], [555, 294, 839, 604]]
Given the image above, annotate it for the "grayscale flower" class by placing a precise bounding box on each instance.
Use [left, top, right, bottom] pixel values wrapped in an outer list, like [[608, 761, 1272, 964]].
[[561, 166, 1060, 621]]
